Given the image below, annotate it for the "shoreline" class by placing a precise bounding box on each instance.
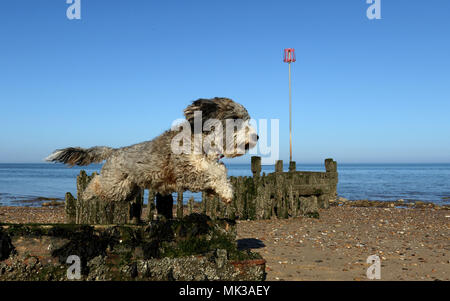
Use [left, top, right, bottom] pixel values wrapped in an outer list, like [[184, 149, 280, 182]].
[[1, 197, 449, 210]]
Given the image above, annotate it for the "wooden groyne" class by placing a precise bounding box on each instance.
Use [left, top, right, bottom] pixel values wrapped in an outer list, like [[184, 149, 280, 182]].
[[65, 171, 144, 224], [65, 157, 338, 223], [199, 157, 338, 220]]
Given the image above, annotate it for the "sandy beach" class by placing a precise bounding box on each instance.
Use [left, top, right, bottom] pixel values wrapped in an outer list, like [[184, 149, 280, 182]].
[[1, 203, 448, 281], [237, 206, 449, 281]]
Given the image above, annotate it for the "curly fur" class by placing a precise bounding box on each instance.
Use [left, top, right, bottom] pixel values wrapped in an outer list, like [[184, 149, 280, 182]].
[[45, 146, 114, 166], [46, 97, 257, 204]]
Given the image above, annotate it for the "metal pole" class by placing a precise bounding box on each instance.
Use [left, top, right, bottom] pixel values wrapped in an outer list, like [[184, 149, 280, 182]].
[[289, 62, 292, 162]]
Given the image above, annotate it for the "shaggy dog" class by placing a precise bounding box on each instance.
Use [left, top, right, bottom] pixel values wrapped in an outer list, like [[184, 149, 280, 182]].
[[46, 97, 258, 204]]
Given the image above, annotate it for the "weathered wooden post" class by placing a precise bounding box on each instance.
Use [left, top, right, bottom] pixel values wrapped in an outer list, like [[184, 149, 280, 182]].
[[280, 177, 289, 219], [275, 160, 283, 173], [176, 191, 183, 218], [288, 185, 296, 217], [201, 191, 207, 214], [324, 158, 338, 205], [325, 158, 337, 173], [251, 156, 262, 178], [274, 174, 283, 218], [207, 195, 217, 219], [73, 171, 130, 224], [233, 177, 245, 219], [75, 170, 91, 224], [250, 157, 262, 220], [147, 189, 156, 221], [156, 193, 173, 220], [188, 197, 195, 214], [212, 196, 219, 219], [289, 161, 296, 172], [129, 188, 144, 224], [262, 175, 273, 220], [64, 192, 76, 224]]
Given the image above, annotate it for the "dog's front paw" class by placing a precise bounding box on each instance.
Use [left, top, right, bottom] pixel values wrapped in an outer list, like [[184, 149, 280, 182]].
[[221, 197, 233, 205], [220, 186, 234, 205]]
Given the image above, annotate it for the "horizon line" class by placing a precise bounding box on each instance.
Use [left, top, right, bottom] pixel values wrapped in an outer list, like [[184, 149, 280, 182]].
[[1, 162, 450, 165]]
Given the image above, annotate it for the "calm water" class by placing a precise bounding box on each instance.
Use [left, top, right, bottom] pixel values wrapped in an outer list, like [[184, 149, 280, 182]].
[[0, 163, 449, 207]]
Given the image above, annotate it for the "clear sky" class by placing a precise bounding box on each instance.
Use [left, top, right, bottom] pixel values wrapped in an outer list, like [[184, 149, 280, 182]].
[[1, 0, 449, 164]]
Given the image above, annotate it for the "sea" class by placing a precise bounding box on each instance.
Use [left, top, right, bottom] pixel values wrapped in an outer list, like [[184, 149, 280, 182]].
[[0, 163, 449, 207]]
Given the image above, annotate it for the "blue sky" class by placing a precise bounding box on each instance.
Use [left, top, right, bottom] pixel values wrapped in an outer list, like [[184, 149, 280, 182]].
[[0, 0, 449, 164]]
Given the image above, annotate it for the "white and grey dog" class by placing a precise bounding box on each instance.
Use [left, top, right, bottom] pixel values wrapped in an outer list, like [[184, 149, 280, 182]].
[[46, 97, 258, 204]]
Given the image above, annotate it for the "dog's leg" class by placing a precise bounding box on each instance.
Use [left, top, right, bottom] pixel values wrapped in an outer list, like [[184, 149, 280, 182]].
[[207, 164, 234, 204], [82, 173, 137, 202], [184, 157, 233, 204]]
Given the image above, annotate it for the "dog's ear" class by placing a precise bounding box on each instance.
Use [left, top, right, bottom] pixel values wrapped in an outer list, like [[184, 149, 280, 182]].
[[184, 99, 219, 125]]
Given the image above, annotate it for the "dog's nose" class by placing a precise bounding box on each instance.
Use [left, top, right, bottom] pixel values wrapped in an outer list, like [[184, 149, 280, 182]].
[[257, 135, 259, 140]]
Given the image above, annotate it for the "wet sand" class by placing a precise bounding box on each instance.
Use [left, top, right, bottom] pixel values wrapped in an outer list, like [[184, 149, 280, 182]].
[[1, 204, 449, 281]]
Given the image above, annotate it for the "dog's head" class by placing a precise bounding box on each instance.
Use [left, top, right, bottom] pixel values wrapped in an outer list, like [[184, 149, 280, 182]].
[[184, 97, 258, 158]]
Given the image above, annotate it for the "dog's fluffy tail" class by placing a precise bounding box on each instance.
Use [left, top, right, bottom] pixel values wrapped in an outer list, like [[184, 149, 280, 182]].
[[45, 146, 115, 166]]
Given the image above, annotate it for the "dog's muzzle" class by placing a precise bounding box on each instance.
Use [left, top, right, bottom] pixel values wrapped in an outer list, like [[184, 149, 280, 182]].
[[245, 134, 259, 151]]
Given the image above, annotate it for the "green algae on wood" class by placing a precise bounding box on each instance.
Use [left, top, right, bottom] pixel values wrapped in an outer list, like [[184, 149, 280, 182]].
[[0, 213, 265, 281]]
